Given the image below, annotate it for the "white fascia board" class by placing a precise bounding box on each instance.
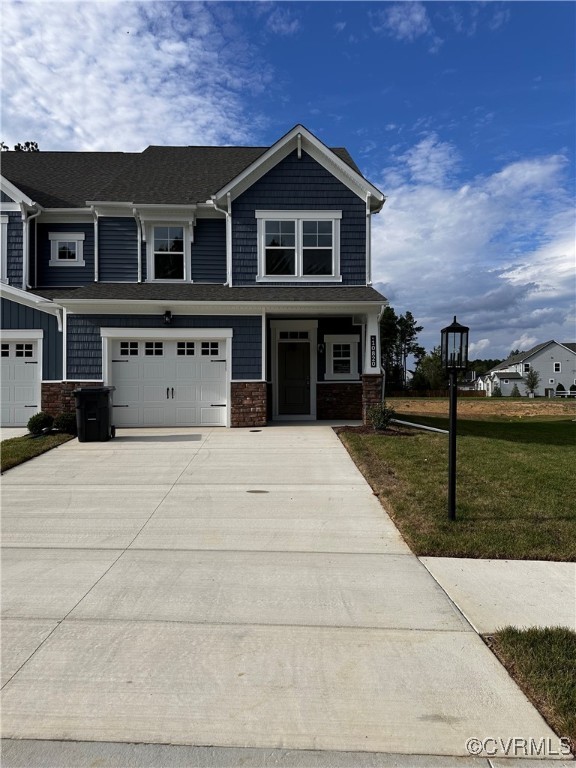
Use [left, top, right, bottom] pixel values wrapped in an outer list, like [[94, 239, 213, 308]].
[[0, 176, 35, 207], [57, 298, 385, 315], [101, 327, 233, 340], [212, 124, 386, 211], [557, 341, 576, 356], [0, 282, 61, 317]]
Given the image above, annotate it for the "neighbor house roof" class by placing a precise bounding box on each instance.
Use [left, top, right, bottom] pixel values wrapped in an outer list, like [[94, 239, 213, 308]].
[[493, 371, 523, 380]]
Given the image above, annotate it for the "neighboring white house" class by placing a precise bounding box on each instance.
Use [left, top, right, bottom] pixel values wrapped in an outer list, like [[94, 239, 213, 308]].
[[476, 341, 576, 397]]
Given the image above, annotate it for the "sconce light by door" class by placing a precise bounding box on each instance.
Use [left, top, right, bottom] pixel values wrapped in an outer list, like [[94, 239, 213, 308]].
[[163, 311, 173, 326], [318, 343, 325, 355]]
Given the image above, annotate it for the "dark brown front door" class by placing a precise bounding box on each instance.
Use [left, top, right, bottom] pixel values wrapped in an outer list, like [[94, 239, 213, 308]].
[[278, 342, 310, 415]]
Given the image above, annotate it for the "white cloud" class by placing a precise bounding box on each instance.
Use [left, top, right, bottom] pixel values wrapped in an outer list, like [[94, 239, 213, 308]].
[[1, 1, 270, 151], [468, 338, 491, 356], [372, 143, 575, 359], [511, 333, 538, 352], [371, 2, 443, 53], [266, 7, 300, 36]]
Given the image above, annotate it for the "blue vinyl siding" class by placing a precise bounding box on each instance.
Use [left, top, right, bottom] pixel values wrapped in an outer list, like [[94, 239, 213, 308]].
[[1, 298, 63, 380], [99, 217, 139, 282], [232, 150, 366, 286], [67, 314, 262, 380], [37, 222, 94, 286], [6, 212, 23, 287], [1, 191, 15, 203], [191, 218, 226, 283]]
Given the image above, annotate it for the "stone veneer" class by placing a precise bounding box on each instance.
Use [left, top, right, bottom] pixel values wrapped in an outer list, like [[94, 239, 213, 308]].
[[230, 381, 267, 428], [317, 382, 362, 420], [42, 382, 101, 417], [361, 374, 384, 425]]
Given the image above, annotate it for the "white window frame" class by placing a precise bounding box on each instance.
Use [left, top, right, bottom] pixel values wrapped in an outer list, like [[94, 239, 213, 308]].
[[325, 334, 360, 381], [554, 362, 561, 373], [49, 232, 85, 266], [255, 210, 342, 282], [523, 363, 530, 373], [146, 223, 191, 283]]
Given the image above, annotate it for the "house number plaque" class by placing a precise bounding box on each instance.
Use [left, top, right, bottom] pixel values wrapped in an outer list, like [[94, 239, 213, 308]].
[[370, 335, 377, 367]]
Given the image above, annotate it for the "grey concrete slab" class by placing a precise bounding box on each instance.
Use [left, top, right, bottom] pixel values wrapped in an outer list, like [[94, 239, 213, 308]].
[[421, 557, 576, 633], [70, 550, 469, 631], [0, 621, 557, 755], [58, 427, 212, 449], [0, 428, 29, 440], [177, 448, 366, 485], [130, 484, 409, 554], [1, 619, 58, 686], [2, 549, 121, 619], [0, 740, 491, 768], [1, 485, 170, 548]]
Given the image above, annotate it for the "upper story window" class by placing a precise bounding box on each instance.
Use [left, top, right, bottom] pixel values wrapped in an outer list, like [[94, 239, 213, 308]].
[[49, 232, 85, 266], [153, 226, 185, 280], [554, 362, 561, 373], [256, 210, 342, 282], [523, 363, 530, 373]]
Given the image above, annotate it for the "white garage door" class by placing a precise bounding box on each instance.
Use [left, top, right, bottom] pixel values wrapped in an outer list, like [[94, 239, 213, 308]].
[[111, 338, 228, 427], [1, 340, 41, 426]]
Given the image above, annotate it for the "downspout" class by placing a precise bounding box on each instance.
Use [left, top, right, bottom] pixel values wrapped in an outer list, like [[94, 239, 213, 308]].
[[91, 206, 99, 282], [212, 194, 232, 286], [21, 203, 41, 290], [133, 208, 142, 283], [366, 193, 372, 286]]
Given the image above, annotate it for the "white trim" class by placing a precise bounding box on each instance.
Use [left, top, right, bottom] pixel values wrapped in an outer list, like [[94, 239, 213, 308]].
[[324, 333, 360, 381], [0, 203, 20, 212], [49, 232, 86, 267], [256, 211, 342, 282], [270, 319, 318, 420], [0, 282, 62, 319], [0, 214, 8, 283], [0, 175, 35, 207], [54, 299, 386, 315], [261, 311, 267, 383], [1, 329, 43, 340], [144, 222, 193, 283], [63, 307, 68, 380], [0, 332, 43, 422]]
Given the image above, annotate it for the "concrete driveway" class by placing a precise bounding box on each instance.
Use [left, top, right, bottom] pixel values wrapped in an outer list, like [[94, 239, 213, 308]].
[[1, 426, 561, 764]]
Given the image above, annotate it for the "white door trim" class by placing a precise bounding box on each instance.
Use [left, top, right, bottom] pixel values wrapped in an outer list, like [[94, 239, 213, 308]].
[[270, 319, 318, 421]]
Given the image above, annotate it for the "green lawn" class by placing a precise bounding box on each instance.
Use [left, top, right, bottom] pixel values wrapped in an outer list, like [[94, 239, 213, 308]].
[[489, 627, 576, 752], [1, 432, 74, 473], [340, 417, 575, 560]]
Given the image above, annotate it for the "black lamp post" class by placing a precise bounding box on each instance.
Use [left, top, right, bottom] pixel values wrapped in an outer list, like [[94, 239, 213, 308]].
[[440, 316, 469, 521]]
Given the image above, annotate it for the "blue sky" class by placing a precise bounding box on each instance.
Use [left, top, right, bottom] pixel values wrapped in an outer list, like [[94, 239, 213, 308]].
[[2, 1, 574, 359]]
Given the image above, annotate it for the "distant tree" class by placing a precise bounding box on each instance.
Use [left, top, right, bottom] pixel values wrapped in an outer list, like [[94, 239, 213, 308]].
[[510, 383, 521, 397], [411, 346, 448, 391], [524, 366, 540, 396], [468, 358, 502, 376], [492, 385, 502, 397], [379, 306, 424, 392], [1, 141, 39, 151], [509, 348, 523, 357]]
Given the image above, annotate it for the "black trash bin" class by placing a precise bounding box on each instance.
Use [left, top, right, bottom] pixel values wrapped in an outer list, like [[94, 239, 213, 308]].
[[73, 386, 116, 442]]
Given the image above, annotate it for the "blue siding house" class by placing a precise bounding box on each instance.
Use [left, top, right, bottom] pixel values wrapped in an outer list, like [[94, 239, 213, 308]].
[[0, 125, 386, 428]]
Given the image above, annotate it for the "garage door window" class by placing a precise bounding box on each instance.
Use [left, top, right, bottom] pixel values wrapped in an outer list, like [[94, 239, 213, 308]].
[[201, 342, 219, 356], [1, 344, 8, 357], [145, 342, 164, 356], [120, 341, 139, 356], [177, 342, 195, 356], [16, 344, 34, 358]]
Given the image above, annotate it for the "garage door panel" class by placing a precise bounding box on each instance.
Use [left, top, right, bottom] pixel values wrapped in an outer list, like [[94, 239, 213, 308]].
[[110, 337, 229, 428], [1, 342, 41, 426]]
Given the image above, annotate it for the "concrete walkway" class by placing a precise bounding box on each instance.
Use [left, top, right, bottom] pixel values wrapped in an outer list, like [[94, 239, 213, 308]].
[[0, 426, 568, 765]]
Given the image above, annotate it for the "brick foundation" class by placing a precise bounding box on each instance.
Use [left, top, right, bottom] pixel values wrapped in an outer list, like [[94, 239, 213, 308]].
[[42, 381, 102, 417], [362, 374, 384, 425], [317, 382, 362, 420], [231, 381, 267, 428]]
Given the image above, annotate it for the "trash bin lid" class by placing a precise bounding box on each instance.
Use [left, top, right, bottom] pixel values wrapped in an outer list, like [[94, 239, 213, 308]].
[[73, 386, 116, 395]]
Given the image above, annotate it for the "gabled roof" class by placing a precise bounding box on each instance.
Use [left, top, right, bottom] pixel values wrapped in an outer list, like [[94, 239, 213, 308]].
[[493, 371, 523, 380], [489, 339, 576, 373], [0, 125, 381, 210]]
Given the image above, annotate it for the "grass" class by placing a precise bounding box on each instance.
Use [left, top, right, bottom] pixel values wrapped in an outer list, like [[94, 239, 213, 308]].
[[339, 417, 576, 560], [487, 627, 576, 752], [1, 432, 74, 473]]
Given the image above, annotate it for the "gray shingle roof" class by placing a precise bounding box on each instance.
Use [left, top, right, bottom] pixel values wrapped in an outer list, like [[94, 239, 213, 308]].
[[32, 284, 386, 304], [1, 145, 362, 209]]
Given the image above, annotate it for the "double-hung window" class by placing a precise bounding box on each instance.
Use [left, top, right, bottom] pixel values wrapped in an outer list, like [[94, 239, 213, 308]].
[[256, 211, 341, 281], [49, 232, 85, 266], [152, 226, 185, 280]]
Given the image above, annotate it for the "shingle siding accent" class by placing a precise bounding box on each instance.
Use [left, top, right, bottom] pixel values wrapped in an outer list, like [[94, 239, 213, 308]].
[[232, 150, 366, 286], [191, 218, 226, 283], [6, 212, 23, 287], [66, 314, 262, 380], [98, 217, 139, 282], [1, 191, 15, 203], [0, 297, 63, 380], [37, 222, 94, 286]]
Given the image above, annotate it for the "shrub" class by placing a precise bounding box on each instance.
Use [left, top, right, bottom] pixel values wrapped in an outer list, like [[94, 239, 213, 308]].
[[492, 386, 502, 397], [367, 403, 396, 431], [27, 411, 54, 435], [556, 383, 565, 392], [53, 412, 78, 435], [510, 383, 521, 397], [570, 384, 576, 393]]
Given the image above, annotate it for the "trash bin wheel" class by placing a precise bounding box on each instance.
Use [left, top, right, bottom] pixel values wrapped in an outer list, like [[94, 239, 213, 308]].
[[110, 425, 116, 439]]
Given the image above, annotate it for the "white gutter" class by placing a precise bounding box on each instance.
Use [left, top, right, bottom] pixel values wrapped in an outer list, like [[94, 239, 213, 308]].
[[21, 203, 42, 290], [391, 418, 448, 435], [366, 193, 372, 286], [211, 194, 232, 286], [91, 206, 99, 282], [133, 208, 143, 283]]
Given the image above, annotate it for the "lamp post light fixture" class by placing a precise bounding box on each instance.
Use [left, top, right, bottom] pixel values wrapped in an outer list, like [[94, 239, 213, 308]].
[[440, 316, 469, 521]]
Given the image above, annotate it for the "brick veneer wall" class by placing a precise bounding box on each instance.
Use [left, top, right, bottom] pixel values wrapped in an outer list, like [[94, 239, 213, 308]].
[[42, 382, 101, 417], [317, 382, 362, 420], [361, 374, 383, 425], [231, 381, 267, 428]]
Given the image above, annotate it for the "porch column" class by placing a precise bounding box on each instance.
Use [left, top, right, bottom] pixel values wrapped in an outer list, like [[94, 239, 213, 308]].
[[362, 312, 383, 424]]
